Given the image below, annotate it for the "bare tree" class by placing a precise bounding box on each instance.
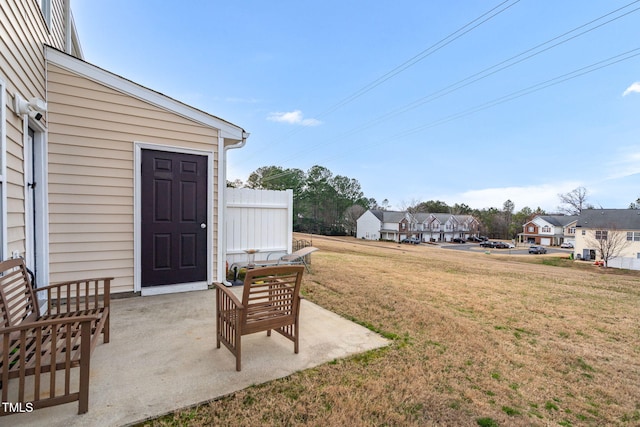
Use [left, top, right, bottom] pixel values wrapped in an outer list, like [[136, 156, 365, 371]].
[[557, 186, 592, 215], [226, 178, 244, 188], [343, 204, 366, 236], [401, 199, 422, 215], [584, 227, 632, 268]]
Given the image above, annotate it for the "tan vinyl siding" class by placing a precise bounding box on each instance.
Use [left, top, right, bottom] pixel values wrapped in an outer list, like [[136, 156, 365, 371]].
[[1, 0, 71, 258], [5, 117, 25, 255], [50, 0, 67, 47], [47, 64, 220, 293], [1, 0, 68, 101]]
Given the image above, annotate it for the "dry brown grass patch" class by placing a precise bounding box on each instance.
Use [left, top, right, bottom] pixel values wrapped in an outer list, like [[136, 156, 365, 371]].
[[142, 235, 640, 426]]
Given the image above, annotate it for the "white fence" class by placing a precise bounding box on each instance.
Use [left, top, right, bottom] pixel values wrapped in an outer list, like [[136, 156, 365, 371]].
[[225, 188, 293, 267], [608, 256, 640, 271]]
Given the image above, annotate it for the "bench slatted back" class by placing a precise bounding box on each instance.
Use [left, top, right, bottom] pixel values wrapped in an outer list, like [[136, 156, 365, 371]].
[[0, 259, 40, 328]]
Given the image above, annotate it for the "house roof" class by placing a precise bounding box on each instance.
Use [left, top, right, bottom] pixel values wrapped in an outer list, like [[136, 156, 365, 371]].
[[429, 213, 453, 223], [536, 215, 579, 227], [383, 211, 408, 223], [44, 46, 247, 142], [369, 210, 406, 223], [414, 213, 430, 222], [367, 210, 478, 226], [576, 209, 640, 230], [456, 214, 477, 224]]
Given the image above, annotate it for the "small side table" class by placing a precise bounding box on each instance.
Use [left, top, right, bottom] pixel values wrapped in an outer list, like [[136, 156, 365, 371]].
[[244, 249, 259, 269]]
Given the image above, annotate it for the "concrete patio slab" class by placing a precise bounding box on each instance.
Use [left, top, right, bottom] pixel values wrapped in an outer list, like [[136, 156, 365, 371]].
[[4, 287, 388, 427]]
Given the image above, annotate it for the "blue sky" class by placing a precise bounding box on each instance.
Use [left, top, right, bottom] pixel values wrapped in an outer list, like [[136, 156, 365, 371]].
[[72, 1, 640, 212]]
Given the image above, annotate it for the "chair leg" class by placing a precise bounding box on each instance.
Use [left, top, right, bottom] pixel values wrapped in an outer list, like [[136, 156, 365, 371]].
[[236, 337, 242, 371], [104, 315, 110, 344], [78, 322, 92, 414], [267, 329, 271, 337], [235, 325, 242, 371], [215, 318, 220, 348]]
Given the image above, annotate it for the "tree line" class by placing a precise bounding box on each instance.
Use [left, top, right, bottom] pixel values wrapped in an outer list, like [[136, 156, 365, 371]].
[[228, 165, 370, 235], [229, 168, 639, 239]]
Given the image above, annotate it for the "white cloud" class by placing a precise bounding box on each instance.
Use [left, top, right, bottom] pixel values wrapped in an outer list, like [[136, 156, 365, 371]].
[[603, 146, 640, 180], [453, 182, 583, 212], [622, 82, 640, 96], [267, 110, 321, 126]]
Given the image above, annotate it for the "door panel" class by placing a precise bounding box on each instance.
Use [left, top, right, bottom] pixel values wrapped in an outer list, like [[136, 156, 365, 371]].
[[141, 150, 208, 287]]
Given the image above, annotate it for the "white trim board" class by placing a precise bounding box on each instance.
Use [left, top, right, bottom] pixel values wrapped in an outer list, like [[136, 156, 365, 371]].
[[0, 78, 6, 261], [141, 282, 208, 297]]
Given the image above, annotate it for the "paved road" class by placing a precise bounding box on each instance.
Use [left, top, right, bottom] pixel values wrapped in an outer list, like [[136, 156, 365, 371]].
[[440, 242, 569, 255]]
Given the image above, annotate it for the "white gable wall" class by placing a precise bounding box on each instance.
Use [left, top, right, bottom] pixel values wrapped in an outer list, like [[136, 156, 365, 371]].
[[357, 210, 381, 240]]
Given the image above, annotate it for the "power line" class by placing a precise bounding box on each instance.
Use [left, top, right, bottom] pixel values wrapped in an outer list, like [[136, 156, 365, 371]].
[[244, 0, 522, 162], [314, 0, 522, 119], [261, 46, 640, 184], [265, 1, 640, 173], [321, 47, 640, 162]]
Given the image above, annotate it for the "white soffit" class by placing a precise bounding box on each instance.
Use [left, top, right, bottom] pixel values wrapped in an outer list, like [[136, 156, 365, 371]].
[[44, 46, 245, 141]]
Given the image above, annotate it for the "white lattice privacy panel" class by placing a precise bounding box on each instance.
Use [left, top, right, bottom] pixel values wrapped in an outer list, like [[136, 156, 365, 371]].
[[225, 188, 293, 266]]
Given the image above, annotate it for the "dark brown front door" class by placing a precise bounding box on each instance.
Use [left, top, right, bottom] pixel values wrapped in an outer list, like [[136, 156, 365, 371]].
[[141, 149, 208, 287]]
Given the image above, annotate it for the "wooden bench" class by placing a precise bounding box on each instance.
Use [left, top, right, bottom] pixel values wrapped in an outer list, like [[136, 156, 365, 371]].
[[0, 258, 112, 415]]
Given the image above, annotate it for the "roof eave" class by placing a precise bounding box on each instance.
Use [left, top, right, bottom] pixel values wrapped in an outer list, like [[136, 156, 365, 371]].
[[44, 45, 246, 141]]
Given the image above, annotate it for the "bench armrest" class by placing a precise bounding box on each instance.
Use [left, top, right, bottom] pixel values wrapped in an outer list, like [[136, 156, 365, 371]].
[[0, 315, 97, 413], [1, 315, 98, 371], [0, 314, 99, 336]]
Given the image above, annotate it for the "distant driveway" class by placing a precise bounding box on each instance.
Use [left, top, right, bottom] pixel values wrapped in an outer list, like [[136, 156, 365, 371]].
[[441, 243, 569, 255]]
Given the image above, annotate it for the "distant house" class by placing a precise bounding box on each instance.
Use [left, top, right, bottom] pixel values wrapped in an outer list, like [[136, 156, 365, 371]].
[[519, 215, 578, 246], [356, 210, 479, 243], [574, 209, 640, 269], [415, 213, 479, 242], [356, 210, 411, 241]]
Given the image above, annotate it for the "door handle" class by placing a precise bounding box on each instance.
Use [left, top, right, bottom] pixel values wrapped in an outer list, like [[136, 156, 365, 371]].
[[200, 223, 206, 229]]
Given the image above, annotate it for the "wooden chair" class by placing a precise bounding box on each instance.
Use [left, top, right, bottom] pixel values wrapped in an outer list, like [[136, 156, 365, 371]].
[[0, 258, 111, 415], [215, 265, 304, 371]]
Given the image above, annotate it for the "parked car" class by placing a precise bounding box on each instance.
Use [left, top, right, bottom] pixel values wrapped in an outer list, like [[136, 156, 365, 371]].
[[467, 236, 482, 242], [493, 241, 510, 249], [401, 237, 421, 244], [529, 245, 547, 254], [560, 242, 574, 249], [479, 241, 495, 248], [452, 238, 466, 243]]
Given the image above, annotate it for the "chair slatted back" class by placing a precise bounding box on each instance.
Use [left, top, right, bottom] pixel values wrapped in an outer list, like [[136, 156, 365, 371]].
[[241, 265, 304, 333], [0, 259, 40, 328]]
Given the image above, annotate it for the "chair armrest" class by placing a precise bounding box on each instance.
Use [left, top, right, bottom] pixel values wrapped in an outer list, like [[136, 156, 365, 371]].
[[35, 277, 112, 316], [214, 282, 243, 310], [266, 251, 287, 260]]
